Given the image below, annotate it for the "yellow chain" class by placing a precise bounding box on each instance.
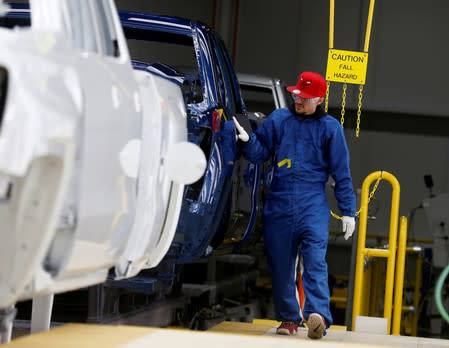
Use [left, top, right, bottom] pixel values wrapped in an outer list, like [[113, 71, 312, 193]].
[[325, 81, 330, 112], [356, 84, 364, 137], [330, 176, 382, 220], [340, 83, 347, 126]]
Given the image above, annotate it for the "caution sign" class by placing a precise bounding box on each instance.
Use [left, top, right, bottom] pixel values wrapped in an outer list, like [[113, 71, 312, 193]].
[[326, 49, 368, 85]]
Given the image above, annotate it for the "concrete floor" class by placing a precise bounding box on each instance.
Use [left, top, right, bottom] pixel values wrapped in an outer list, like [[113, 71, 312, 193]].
[[210, 320, 449, 347], [5, 321, 449, 348]]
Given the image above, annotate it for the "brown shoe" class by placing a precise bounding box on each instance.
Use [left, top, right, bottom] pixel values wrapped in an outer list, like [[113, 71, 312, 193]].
[[307, 313, 326, 339], [276, 321, 299, 335]]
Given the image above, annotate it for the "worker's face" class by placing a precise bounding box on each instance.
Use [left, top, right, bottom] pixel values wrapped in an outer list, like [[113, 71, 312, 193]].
[[292, 94, 324, 115]]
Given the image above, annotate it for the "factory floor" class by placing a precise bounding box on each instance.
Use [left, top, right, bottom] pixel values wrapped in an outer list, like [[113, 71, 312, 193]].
[[5, 319, 449, 348]]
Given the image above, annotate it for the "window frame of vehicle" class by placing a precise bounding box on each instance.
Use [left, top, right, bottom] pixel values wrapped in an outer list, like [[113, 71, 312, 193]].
[[64, 0, 127, 61], [207, 33, 247, 118], [216, 37, 246, 115]]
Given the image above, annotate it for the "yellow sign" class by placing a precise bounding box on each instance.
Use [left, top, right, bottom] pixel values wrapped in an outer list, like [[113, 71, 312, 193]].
[[326, 49, 368, 85]]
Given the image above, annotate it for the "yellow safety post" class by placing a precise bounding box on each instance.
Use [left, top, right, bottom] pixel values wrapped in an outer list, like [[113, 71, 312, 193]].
[[330, 295, 347, 304], [412, 250, 422, 336], [352, 171, 400, 334], [368, 258, 385, 317], [361, 259, 373, 315], [402, 246, 422, 336], [392, 216, 408, 335]]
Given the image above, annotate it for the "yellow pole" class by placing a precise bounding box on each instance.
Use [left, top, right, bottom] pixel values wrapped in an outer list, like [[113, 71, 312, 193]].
[[352, 172, 371, 329], [392, 216, 408, 335], [383, 172, 400, 334], [364, 0, 376, 52], [361, 260, 372, 315], [369, 259, 383, 317], [412, 252, 423, 336], [329, 0, 335, 49], [365, 248, 389, 257], [327, 0, 335, 113], [368, 260, 377, 316], [352, 171, 400, 333], [330, 296, 347, 303]]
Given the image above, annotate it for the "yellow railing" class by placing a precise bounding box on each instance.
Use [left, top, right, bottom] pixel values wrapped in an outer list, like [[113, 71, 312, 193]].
[[330, 243, 421, 335], [403, 246, 423, 336], [352, 171, 408, 335], [392, 216, 408, 335]]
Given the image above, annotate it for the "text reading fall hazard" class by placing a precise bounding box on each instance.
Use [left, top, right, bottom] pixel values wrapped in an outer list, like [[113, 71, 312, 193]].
[[326, 49, 368, 85]]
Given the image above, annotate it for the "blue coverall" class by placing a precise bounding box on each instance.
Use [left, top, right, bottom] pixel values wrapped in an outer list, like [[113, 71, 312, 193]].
[[242, 106, 356, 326]]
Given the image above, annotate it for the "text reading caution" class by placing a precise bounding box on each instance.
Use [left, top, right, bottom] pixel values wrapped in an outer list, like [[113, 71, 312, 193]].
[[326, 49, 368, 85]]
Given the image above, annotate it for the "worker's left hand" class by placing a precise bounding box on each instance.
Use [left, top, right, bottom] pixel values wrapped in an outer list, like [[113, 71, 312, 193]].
[[342, 216, 356, 240]]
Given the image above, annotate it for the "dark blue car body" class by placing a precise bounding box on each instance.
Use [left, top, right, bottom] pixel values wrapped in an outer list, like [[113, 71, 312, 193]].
[[121, 11, 262, 263]]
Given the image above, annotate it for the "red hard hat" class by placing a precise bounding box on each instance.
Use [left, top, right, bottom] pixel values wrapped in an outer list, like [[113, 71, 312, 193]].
[[286, 71, 327, 98]]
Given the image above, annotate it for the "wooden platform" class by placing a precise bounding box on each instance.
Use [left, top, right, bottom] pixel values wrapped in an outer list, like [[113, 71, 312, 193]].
[[5, 321, 449, 348]]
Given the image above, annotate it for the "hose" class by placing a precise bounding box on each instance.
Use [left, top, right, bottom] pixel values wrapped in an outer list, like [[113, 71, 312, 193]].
[[435, 262, 449, 324]]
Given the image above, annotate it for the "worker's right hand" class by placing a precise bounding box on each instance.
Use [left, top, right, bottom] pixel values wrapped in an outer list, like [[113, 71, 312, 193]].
[[342, 216, 356, 240], [232, 116, 250, 142]]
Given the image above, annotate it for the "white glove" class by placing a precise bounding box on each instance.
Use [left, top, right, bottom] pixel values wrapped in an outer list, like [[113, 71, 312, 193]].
[[342, 216, 356, 240], [232, 116, 250, 142]]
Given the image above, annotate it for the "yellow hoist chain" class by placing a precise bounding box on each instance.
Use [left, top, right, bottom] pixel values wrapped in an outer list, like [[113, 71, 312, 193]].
[[325, 81, 330, 113], [327, 0, 375, 137], [356, 84, 364, 137], [330, 176, 382, 220], [340, 83, 347, 126]]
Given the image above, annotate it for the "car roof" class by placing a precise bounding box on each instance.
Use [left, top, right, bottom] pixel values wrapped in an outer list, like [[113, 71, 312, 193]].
[[119, 10, 208, 37]]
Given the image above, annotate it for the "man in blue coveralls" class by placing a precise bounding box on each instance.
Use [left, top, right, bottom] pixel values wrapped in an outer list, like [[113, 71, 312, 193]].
[[233, 71, 356, 339]]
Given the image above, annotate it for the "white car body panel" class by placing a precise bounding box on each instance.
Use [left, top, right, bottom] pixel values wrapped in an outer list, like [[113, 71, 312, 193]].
[[0, 27, 81, 308], [116, 70, 187, 278], [0, 0, 205, 309]]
